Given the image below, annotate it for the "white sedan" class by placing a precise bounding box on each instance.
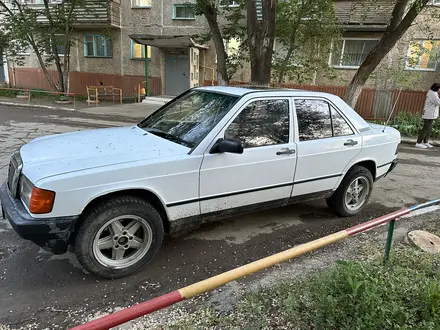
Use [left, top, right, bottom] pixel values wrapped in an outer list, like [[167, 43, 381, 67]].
[[1, 86, 400, 278]]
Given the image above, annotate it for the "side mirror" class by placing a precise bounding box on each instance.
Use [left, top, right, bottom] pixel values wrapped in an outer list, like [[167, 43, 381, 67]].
[[210, 138, 244, 154]]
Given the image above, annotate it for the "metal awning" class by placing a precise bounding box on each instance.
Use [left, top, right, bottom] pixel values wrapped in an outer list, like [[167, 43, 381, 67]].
[[129, 34, 209, 49]]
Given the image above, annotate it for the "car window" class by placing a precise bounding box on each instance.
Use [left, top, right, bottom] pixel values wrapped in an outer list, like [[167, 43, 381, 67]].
[[331, 105, 354, 137], [138, 91, 238, 148], [295, 99, 332, 141], [225, 99, 290, 148]]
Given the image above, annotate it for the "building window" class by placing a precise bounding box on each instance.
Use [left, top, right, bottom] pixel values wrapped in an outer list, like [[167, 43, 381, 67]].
[[430, 0, 440, 5], [220, 0, 239, 7], [131, 41, 151, 60], [131, 0, 151, 8], [173, 4, 196, 20], [51, 35, 65, 56], [406, 39, 440, 71], [330, 39, 378, 68], [84, 35, 112, 58]]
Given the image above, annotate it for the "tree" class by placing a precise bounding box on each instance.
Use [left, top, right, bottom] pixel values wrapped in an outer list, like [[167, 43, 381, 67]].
[[0, 0, 99, 92], [344, 0, 431, 107], [195, 0, 245, 84], [246, 0, 277, 86], [273, 0, 341, 84]]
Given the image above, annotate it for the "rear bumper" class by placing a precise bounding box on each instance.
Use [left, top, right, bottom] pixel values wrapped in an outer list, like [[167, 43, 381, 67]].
[[0, 183, 78, 254], [375, 158, 398, 182], [385, 158, 398, 176]]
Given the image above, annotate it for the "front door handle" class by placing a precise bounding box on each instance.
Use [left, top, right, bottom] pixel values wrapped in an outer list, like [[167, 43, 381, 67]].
[[276, 148, 296, 156], [344, 139, 358, 146]]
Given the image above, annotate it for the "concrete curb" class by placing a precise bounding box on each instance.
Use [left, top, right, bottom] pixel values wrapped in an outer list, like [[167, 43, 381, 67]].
[[0, 100, 75, 112], [0, 100, 146, 122], [401, 138, 440, 147]]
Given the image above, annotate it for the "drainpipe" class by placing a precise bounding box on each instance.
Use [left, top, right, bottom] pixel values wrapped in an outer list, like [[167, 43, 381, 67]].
[[201, 66, 215, 86], [144, 45, 149, 97]]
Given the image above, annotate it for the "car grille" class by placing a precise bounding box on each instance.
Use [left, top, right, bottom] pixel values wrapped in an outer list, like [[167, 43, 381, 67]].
[[7, 152, 23, 198]]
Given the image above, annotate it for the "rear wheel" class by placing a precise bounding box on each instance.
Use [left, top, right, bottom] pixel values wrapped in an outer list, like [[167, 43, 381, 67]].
[[74, 196, 164, 278], [326, 166, 373, 217]]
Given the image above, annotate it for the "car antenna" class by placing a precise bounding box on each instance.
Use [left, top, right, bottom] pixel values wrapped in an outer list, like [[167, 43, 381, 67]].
[[383, 87, 403, 133]]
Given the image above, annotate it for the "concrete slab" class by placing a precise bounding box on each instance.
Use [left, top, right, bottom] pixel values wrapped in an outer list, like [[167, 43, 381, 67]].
[[75, 102, 161, 120]]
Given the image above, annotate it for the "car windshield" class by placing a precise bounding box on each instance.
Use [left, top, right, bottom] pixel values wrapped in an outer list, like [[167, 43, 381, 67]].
[[138, 90, 238, 148]]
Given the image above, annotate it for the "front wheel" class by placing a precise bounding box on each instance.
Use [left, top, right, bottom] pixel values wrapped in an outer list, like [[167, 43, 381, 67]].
[[74, 196, 164, 278], [326, 166, 373, 217]]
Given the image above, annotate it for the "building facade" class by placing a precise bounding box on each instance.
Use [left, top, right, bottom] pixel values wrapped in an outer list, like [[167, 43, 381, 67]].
[[5, 0, 440, 95], [7, 0, 217, 96]]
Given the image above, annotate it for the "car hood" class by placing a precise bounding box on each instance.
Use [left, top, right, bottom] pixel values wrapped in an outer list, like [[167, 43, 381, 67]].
[[20, 126, 190, 182]]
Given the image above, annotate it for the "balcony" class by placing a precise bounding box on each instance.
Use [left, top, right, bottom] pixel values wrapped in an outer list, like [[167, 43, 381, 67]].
[[22, 0, 121, 28]]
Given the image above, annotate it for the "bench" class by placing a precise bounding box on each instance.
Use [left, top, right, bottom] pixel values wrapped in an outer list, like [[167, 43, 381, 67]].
[[86, 86, 123, 106]]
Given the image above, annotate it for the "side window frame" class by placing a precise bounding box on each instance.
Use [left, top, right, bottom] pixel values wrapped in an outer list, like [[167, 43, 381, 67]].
[[292, 97, 358, 143], [213, 97, 294, 151]]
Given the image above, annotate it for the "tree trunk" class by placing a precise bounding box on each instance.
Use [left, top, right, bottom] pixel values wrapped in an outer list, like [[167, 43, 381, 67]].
[[247, 0, 276, 86], [201, 6, 229, 84], [43, 0, 64, 92], [63, 2, 76, 94], [30, 40, 59, 91], [5, 0, 59, 91], [344, 0, 429, 107], [277, 45, 294, 84]]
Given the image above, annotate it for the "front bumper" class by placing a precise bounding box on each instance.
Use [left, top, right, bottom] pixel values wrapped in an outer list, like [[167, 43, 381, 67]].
[[0, 183, 79, 254]]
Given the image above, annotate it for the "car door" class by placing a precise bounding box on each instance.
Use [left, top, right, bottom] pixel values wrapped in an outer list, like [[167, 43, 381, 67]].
[[199, 97, 297, 216], [292, 98, 362, 197]]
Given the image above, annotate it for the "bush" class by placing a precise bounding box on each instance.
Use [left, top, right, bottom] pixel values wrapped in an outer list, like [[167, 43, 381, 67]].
[[168, 247, 440, 330]]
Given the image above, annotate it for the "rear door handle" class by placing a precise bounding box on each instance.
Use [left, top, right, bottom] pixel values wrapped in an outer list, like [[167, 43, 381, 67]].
[[344, 139, 358, 146], [276, 148, 296, 155]]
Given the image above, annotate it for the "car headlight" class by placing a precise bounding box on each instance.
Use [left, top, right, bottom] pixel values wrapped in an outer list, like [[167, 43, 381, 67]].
[[20, 175, 56, 214], [20, 175, 34, 208]]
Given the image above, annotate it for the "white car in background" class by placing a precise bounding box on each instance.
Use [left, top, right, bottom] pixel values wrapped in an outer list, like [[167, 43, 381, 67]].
[[1, 86, 400, 278]]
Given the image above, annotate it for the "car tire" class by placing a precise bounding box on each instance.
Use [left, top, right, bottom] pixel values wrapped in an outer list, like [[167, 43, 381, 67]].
[[326, 165, 374, 217], [74, 196, 164, 278]]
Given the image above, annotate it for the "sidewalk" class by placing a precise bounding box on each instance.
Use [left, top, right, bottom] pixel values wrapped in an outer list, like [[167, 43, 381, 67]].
[[75, 102, 161, 120], [401, 136, 440, 147], [0, 98, 162, 121]]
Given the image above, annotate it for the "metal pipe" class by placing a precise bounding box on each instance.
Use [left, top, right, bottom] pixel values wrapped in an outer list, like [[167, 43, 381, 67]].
[[70, 199, 440, 330]]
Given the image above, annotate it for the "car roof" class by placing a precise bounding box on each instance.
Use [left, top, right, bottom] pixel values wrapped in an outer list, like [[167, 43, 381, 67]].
[[195, 86, 372, 132], [195, 85, 332, 98]]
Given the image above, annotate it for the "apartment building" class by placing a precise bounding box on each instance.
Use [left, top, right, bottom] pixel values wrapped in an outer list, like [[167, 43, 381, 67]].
[[6, 0, 440, 95], [7, 0, 216, 96], [320, 0, 440, 89]]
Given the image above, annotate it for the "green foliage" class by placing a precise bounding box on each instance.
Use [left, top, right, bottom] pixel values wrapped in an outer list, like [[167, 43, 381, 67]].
[[371, 112, 440, 138], [167, 247, 440, 329], [0, 0, 103, 91], [194, 0, 246, 82], [272, 0, 341, 84]]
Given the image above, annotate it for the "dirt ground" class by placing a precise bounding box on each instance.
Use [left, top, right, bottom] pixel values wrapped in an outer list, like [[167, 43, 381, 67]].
[[1, 105, 440, 329]]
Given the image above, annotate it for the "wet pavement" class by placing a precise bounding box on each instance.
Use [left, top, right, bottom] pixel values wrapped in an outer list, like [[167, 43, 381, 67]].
[[1, 105, 440, 329]]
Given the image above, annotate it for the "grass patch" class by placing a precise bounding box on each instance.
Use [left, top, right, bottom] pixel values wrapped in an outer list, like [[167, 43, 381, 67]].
[[370, 111, 440, 138], [167, 247, 440, 329]]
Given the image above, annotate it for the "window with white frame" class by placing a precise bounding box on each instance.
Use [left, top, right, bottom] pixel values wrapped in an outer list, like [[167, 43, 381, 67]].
[[330, 39, 378, 68], [406, 39, 440, 71], [220, 0, 239, 7], [173, 4, 195, 19], [23, 0, 62, 4], [429, 0, 440, 5], [84, 34, 112, 58], [131, 0, 151, 8], [131, 41, 151, 60]]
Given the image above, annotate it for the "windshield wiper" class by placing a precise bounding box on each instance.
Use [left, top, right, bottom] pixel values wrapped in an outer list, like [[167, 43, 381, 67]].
[[144, 128, 194, 148]]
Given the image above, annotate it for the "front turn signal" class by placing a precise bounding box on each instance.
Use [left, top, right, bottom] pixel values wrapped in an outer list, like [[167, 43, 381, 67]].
[[29, 188, 56, 214]]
